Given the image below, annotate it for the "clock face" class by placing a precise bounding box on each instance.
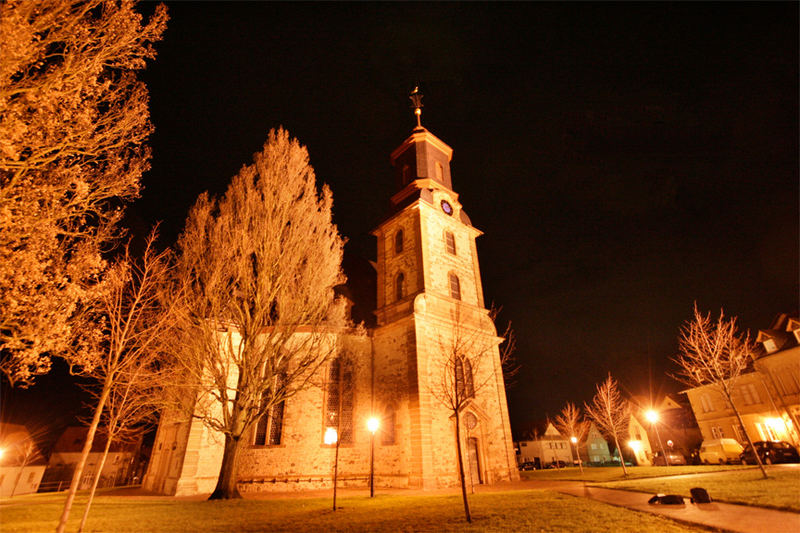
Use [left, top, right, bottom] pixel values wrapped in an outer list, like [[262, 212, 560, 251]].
[[441, 200, 453, 215]]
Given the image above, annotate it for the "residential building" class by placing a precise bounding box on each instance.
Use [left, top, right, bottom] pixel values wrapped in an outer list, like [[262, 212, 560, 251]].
[[517, 422, 573, 468], [0, 423, 46, 497], [580, 422, 612, 464], [44, 426, 142, 490], [684, 314, 800, 449]]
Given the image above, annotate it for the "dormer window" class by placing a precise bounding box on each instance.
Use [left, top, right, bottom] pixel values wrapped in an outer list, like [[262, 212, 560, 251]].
[[763, 338, 777, 353], [395, 230, 403, 254]]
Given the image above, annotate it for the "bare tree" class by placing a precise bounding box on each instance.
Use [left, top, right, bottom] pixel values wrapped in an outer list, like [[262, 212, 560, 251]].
[[77, 356, 162, 532], [169, 128, 346, 500], [428, 305, 515, 523], [554, 402, 589, 474], [585, 374, 630, 477], [673, 305, 767, 478], [56, 233, 175, 533], [0, 0, 167, 386]]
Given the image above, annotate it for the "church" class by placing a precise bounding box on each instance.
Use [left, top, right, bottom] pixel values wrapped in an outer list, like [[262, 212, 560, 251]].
[[143, 99, 519, 495]]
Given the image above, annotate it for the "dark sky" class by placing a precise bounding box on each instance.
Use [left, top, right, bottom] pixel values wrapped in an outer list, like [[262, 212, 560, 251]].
[[8, 2, 799, 438]]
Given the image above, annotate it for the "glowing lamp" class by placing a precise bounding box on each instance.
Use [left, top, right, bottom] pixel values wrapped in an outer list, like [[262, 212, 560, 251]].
[[570, 436, 578, 444], [628, 440, 641, 452], [645, 409, 659, 424], [0, 447, 5, 460], [367, 417, 380, 434], [324, 427, 338, 445]]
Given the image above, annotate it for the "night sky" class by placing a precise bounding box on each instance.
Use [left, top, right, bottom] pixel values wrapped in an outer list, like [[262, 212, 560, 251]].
[[6, 2, 799, 439]]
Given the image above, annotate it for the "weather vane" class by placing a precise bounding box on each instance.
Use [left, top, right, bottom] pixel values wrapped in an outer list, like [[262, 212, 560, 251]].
[[409, 86, 423, 128]]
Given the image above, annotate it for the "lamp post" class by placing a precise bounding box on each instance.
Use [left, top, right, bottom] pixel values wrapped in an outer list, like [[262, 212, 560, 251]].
[[367, 417, 379, 497], [570, 436, 584, 475], [645, 409, 669, 467], [324, 427, 338, 510]]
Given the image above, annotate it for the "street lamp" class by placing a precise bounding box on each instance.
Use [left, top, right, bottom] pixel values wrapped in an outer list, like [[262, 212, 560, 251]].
[[324, 427, 339, 511], [367, 417, 380, 497], [570, 436, 584, 475], [645, 409, 669, 467]]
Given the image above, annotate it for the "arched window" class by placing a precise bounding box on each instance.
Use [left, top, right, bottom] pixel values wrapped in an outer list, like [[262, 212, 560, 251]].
[[454, 357, 475, 403], [402, 164, 411, 185], [382, 405, 396, 446], [395, 230, 404, 254], [464, 358, 475, 398], [325, 357, 354, 444], [445, 231, 456, 255], [253, 372, 286, 446], [435, 161, 444, 181], [448, 273, 461, 300], [396, 272, 405, 301], [455, 357, 465, 402]]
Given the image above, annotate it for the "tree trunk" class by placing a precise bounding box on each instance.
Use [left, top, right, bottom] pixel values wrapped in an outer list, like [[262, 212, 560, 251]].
[[78, 434, 113, 532], [209, 434, 243, 499], [724, 389, 768, 479], [612, 433, 628, 477], [454, 412, 471, 523], [56, 381, 112, 533]]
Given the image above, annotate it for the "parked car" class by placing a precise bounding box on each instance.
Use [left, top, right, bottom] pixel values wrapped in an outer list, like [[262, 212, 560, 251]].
[[652, 451, 687, 466], [546, 460, 568, 469], [518, 461, 536, 471], [699, 438, 743, 464], [740, 441, 800, 465]]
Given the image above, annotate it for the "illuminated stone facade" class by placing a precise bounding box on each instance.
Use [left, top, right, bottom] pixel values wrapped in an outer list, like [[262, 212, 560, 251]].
[[144, 125, 518, 495]]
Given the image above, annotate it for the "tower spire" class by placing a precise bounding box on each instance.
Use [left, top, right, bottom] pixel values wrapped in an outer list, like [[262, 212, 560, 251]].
[[409, 86, 423, 128]]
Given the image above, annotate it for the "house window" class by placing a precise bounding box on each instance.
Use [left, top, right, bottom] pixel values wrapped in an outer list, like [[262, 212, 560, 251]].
[[254, 373, 287, 446], [445, 231, 456, 255], [733, 423, 745, 443], [396, 272, 405, 301], [325, 357, 354, 445], [700, 394, 714, 413], [710, 426, 724, 439], [395, 230, 404, 254], [741, 383, 760, 406], [776, 369, 800, 395], [402, 164, 411, 185], [27, 472, 35, 483], [448, 273, 461, 300], [435, 161, 444, 181]]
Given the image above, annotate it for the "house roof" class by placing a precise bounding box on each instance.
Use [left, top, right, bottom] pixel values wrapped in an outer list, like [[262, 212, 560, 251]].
[[52, 426, 141, 454]]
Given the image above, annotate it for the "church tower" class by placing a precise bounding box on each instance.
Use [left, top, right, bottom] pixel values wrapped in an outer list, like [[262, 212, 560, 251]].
[[371, 89, 518, 488]]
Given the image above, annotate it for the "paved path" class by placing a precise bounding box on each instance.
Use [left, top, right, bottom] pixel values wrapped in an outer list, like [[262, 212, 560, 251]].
[[553, 482, 800, 533]]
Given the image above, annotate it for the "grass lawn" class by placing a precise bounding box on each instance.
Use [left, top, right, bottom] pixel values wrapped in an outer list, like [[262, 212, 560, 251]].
[[597, 466, 800, 512], [0, 488, 706, 532], [520, 464, 749, 482]]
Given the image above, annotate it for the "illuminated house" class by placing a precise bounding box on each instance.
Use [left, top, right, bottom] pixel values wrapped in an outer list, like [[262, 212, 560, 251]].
[[144, 109, 518, 495], [629, 395, 702, 462], [0, 423, 46, 497], [684, 314, 800, 448], [45, 426, 142, 490], [580, 422, 612, 464], [625, 412, 653, 465], [517, 422, 573, 468]]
